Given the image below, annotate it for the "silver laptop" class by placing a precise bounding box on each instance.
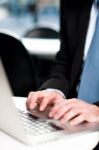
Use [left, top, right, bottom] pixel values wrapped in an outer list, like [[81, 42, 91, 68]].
[[0, 58, 99, 145]]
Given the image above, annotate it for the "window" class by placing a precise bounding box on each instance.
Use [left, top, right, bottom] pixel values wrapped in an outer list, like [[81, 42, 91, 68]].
[[0, 0, 60, 36]]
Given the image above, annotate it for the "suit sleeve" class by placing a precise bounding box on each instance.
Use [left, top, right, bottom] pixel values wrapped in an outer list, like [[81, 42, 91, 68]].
[[39, 1, 73, 97], [94, 102, 99, 106]]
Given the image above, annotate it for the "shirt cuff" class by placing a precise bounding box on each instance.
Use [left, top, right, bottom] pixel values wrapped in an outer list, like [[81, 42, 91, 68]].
[[46, 88, 66, 99]]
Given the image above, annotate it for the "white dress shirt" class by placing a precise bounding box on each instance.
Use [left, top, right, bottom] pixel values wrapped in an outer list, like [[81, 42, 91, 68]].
[[84, 2, 98, 60]]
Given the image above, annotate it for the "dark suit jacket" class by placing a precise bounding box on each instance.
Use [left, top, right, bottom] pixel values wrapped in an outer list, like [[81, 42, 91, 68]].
[[39, 0, 99, 106], [93, 142, 99, 150]]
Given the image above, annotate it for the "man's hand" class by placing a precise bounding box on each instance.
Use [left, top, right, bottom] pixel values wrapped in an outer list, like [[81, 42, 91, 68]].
[[26, 90, 65, 112], [49, 98, 99, 125]]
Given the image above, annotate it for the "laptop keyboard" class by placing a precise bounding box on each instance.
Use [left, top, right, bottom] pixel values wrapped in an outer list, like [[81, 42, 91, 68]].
[[18, 110, 61, 136]]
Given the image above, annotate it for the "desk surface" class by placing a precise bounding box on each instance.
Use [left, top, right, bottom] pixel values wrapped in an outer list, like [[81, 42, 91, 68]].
[[0, 29, 60, 59], [21, 38, 60, 59], [0, 97, 99, 150]]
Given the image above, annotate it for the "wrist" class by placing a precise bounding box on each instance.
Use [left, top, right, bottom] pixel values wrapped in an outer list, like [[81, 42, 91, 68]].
[[46, 88, 66, 99]]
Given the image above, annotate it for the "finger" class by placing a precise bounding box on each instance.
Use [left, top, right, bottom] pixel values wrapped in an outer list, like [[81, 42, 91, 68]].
[[60, 108, 80, 124], [39, 94, 56, 111], [69, 114, 84, 125], [28, 91, 35, 101], [27, 91, 44, 110], [49, 101, 72, 118], [52, 104, 70, 120], [26, 92, 35, 110]]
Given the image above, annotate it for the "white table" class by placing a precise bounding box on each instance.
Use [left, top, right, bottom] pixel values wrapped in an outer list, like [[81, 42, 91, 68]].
[[0, 97, 99, 150], [21, 38, 60, 59], [0, 29, 60, 59]]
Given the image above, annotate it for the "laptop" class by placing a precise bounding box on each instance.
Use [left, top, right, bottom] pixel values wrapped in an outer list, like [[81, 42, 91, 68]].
[[0, 58, 99, 145]]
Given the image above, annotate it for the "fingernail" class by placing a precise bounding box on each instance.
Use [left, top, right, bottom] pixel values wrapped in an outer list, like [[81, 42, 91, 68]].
[[40, 106, 44, 111], [30, 104, 33, 110], [49, 112, 52, 117], [30, 103, 37, 110]]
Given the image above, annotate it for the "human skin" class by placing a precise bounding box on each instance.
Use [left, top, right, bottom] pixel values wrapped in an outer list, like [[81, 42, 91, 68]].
[[49, 98, 99, 125], [26, 91, 99, 125]]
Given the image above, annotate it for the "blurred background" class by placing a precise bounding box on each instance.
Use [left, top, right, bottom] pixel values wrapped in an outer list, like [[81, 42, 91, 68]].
[[0, 0, 60, 97], [0, 0, 60, 36]]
